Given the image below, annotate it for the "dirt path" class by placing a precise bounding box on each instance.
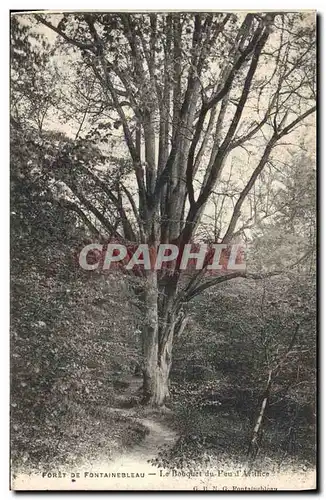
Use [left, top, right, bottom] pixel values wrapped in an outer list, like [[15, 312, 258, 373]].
[[12, 404, 316, 491], [12, 405, 179, 490], [100, 407, 177, 474], [12, 378, 316, 491]]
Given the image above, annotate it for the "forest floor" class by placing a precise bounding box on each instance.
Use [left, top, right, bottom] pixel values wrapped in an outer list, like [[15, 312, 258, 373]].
[[11, 375, 316, 491], [11, 375, 179, 489], [106, 375, 178, 472]]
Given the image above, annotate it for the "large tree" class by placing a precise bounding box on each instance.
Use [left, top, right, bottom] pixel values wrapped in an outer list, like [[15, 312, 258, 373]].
[[12, 12, 316, 405]]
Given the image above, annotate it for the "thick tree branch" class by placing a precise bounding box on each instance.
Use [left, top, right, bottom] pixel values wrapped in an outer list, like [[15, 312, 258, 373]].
[[222, 105, 316, 243], [35, 15, 96, 52]]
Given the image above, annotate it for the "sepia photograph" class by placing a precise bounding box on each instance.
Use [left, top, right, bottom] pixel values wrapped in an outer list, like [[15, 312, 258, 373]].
[[10, 9, 317, 491]]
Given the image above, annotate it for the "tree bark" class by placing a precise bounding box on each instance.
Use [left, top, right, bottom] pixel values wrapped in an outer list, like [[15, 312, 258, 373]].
[[248, 369, 273, 460], [142, 329, 173, 406], [141, 271, 183, 406]]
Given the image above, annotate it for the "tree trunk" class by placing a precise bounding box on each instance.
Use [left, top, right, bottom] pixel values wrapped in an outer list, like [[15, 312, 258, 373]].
[[248, 369, 273, 460], [142, 331, 173, 406], [141, 271, 185, 406]]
